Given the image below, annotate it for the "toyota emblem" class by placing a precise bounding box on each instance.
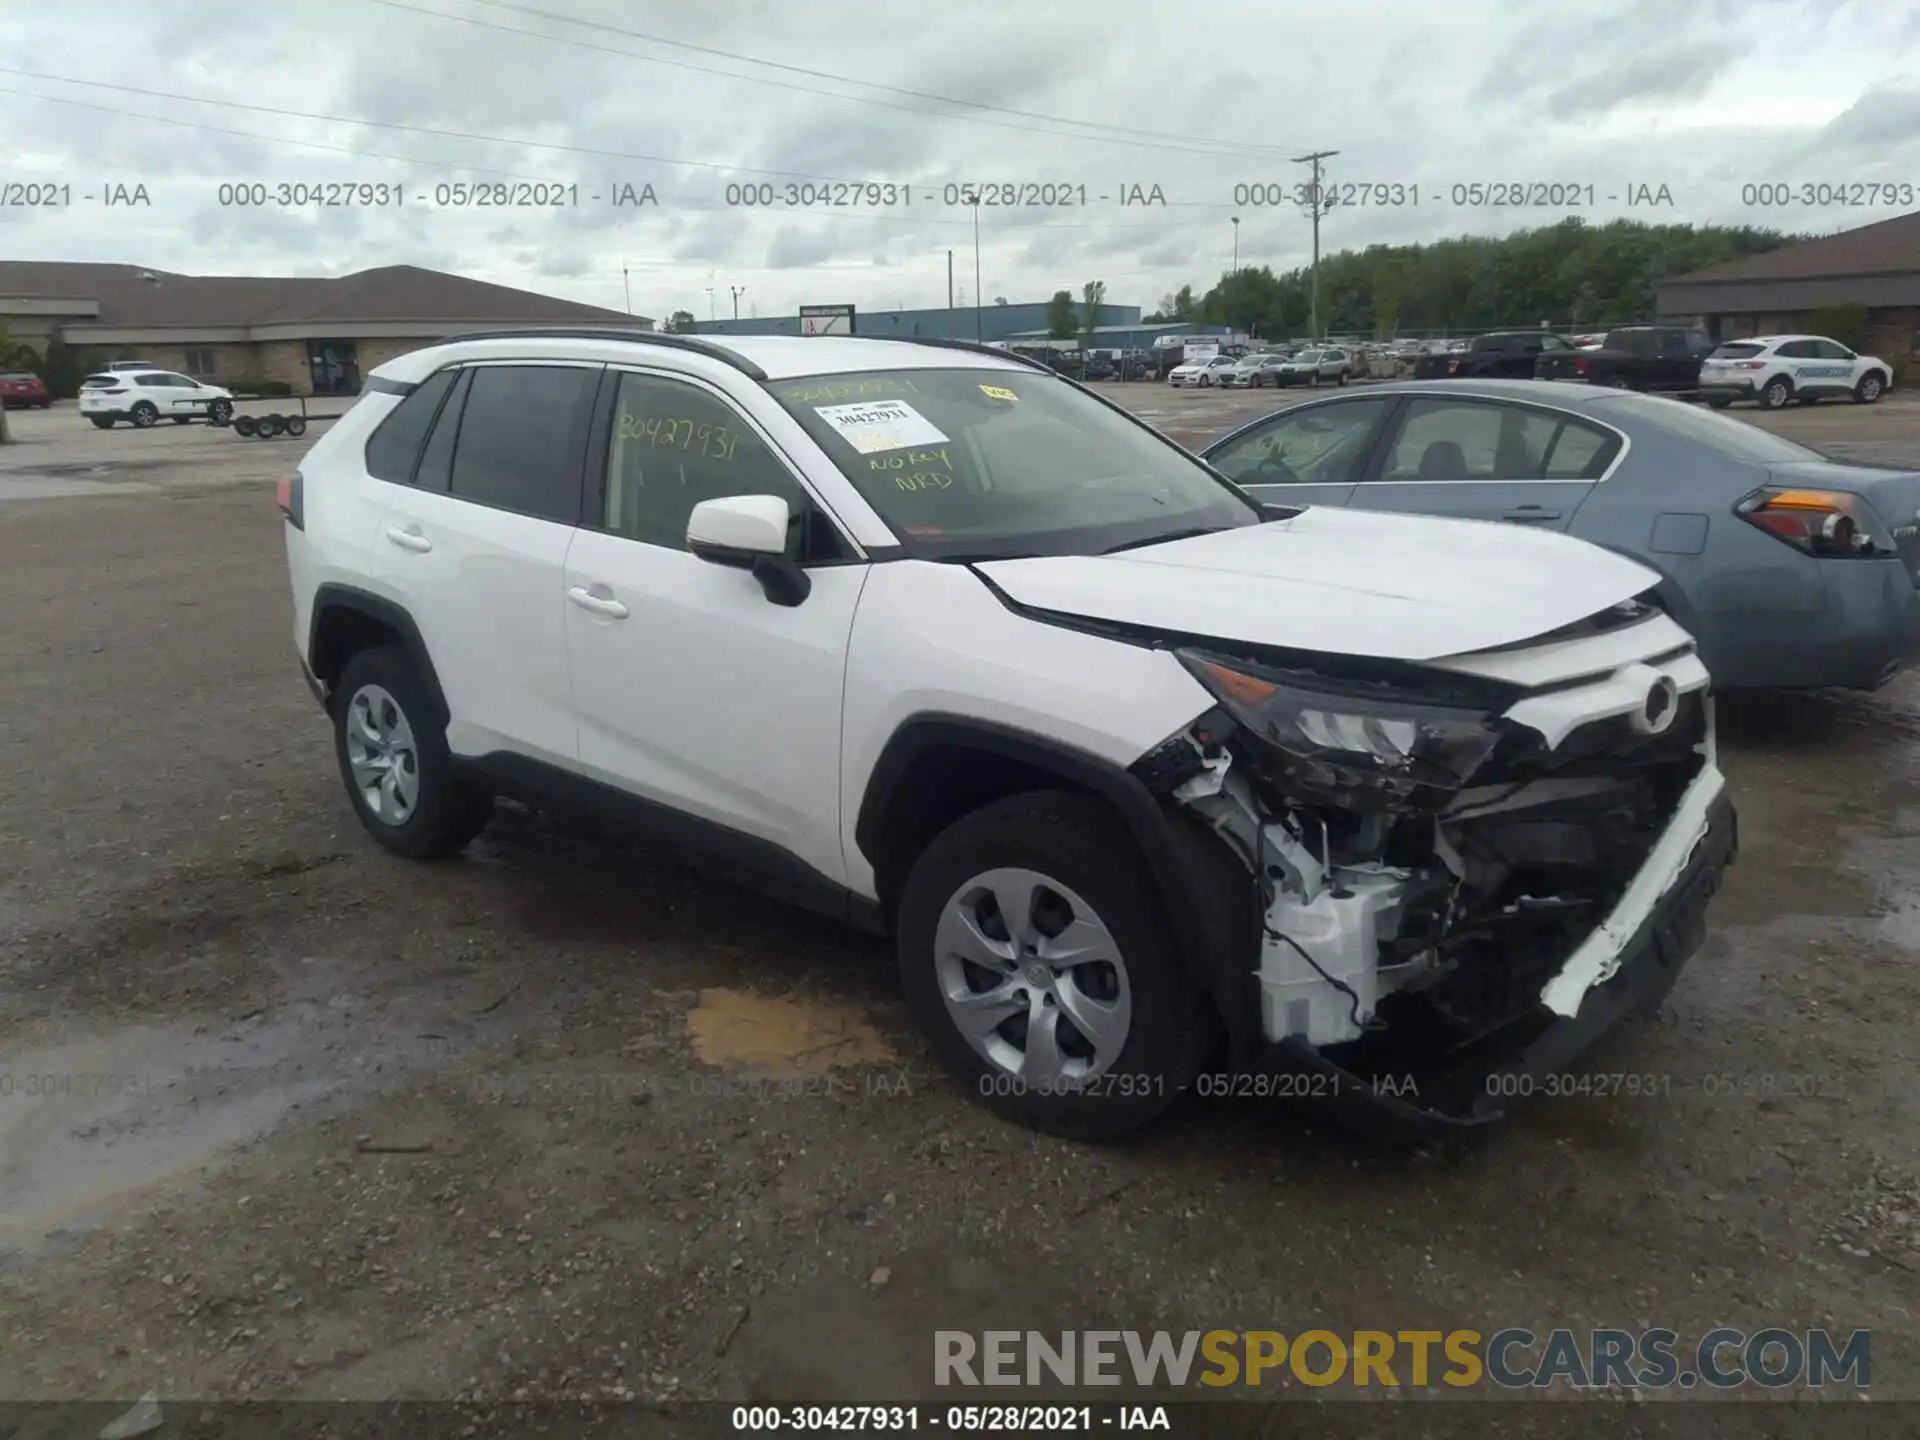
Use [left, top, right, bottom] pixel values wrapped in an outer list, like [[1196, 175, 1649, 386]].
[[1634, 675, 1679, 735]]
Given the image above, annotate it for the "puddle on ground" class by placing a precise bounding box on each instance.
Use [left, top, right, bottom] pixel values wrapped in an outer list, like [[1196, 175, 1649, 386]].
[[686, 987, 896, 1076], [0, 993, 483, 1260]]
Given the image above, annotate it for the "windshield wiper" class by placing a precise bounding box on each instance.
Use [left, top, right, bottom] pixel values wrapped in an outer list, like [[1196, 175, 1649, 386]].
[[1099, 527, 1228, 555], [933, 550, 1045, 564]]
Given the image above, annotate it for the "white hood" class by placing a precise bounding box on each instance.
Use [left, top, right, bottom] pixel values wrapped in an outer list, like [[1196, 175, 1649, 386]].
[[973, 508, 1660, 662]]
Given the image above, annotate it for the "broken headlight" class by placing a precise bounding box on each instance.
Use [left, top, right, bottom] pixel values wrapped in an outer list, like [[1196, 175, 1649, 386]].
[[1177, 649, 1504, 812]]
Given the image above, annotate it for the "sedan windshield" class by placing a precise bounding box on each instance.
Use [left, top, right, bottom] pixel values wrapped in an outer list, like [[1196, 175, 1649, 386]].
[[767, 367, 1259, 559]]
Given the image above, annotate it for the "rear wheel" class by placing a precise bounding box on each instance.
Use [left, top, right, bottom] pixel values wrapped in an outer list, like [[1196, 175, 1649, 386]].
[[332, 647, 492, 859], [233, 414, 258, 437], [283, 414, 308, 437], [1855, 372, 1886, 404], [130, 401, 158, 428], [256, 413, 284, 438], [1758, 376, 1792, 410], [89, 416, 114, 430], [896, 792, 1204, 1140]]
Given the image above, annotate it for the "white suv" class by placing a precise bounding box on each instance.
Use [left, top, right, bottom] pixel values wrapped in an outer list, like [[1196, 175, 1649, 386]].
[[281, 329, 1735, 1139], [1698, 334, 1892, 411], [79, 369, 235, 428]]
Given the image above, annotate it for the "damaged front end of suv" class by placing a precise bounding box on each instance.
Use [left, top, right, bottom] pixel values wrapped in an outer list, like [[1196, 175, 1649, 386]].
[[1130, 597, 1737, 1134]]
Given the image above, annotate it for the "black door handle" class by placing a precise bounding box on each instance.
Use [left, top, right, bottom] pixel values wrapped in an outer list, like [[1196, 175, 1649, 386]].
[[1502, 506, 1562, 521]]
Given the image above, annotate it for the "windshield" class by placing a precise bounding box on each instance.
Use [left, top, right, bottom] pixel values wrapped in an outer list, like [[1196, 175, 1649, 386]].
[[767, 367, 1259, 559], [1586, 391, 1824, 463]]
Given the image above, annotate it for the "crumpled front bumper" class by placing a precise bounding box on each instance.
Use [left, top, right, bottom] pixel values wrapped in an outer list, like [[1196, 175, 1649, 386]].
[[1251, 783, 1737, 1141]]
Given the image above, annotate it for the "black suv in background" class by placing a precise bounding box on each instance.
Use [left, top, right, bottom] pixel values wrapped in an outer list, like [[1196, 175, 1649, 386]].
[[1533, 325, 1717, 393], [1434, 330, 1580, 380]]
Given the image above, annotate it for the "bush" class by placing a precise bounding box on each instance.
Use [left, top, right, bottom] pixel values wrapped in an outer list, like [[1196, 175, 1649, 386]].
[[1809, 304, 1868, 354]]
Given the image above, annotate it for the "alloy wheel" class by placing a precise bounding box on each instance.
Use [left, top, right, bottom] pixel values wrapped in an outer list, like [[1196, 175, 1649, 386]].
[[932, 867, 1133, 1084], [344, 683, 421, 825]]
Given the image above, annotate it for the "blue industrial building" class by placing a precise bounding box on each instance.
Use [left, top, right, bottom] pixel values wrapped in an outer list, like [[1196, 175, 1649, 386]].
[[692, 300, 1142, 344], [999, 322, 1238, 352]]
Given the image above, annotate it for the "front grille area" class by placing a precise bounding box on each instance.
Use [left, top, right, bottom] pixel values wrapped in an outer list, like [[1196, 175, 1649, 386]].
[[1479, 690, 1707, 788]]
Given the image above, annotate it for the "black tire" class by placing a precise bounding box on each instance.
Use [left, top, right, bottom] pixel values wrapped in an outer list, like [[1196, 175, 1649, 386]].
[[233, 414, 258, 437], [895, 791, 1205, 1140], [332, 646, 492, 860], [208, 399, 233, 425], [256, 413, 284, 438], [283, 414, 308, 437], [1855, 372, 1886, 405], [1757, 376, 1792, 411], [89, 416, 114, 430], [171, 415, 192, 424], [1706, 396, 1733, 409], [130, 401, 158, 428]]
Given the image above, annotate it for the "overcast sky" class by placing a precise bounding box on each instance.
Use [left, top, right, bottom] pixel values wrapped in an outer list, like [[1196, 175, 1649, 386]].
[[3, 0, 1917, 321]]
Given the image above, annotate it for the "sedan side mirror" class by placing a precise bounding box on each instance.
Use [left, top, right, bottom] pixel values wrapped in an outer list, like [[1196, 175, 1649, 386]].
[[686, 494, 811, 607]]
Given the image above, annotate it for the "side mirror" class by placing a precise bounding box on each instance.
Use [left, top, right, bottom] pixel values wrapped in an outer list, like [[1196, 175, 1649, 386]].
[[686, 494, 811, 607]]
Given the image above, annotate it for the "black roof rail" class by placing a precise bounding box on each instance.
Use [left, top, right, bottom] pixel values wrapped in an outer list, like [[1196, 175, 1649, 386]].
[[895, 336, 1053, 372], [437, 327, 768, 381]]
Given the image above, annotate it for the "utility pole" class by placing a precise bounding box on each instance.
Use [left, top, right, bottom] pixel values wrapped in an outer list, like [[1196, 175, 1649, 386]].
[[962, 189, 983, 341], [1292, 149, 1339, 341], [622, 267, 632, 316], [705, 286, 715, 322], [1231, 215, 1240, 274], [730, 284, 746, 320], [947, 250, 954, 337]]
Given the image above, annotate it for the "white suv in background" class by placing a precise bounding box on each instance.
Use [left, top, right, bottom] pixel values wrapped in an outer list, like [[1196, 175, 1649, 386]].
[[280, 329, 1734, 1140], [78, 368, 235, 428], [1698, 335, 1892, 411]]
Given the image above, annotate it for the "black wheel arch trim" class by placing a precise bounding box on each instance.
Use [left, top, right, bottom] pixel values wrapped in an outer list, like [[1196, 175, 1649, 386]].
[[855, 712, 1262, 1053], [307, 584, 451, 727]]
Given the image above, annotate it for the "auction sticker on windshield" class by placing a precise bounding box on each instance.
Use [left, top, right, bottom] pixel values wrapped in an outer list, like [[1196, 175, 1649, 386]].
[[813, 399, 950, 454]]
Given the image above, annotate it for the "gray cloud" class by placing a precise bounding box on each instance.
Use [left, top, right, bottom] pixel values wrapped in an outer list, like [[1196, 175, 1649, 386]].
[[0, 0, 1905, 317]]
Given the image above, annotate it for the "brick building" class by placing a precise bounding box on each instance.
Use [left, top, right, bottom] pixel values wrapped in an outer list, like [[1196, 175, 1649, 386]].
[[1657, 210, 1920, 365], [0, 262, 647, 396]]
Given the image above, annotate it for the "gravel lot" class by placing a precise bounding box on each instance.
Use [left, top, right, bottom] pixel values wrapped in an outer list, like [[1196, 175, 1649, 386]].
[[5, 385, 1920, 1425]]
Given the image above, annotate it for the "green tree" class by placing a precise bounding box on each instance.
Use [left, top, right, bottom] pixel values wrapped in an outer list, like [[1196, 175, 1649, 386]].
[[1809, 303, 1869, 353], [664, 310, 697, 333], [1046, 290, 1077, 340], [1080, 280, 1107, 347]]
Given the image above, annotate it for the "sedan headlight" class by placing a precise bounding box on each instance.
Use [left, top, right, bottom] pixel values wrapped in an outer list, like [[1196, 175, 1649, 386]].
[[1177, 649, 1505, 811]]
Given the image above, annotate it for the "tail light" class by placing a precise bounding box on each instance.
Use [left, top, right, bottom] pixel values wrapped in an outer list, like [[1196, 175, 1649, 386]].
[[1728, 360, 1765, 370], [1734, 487, 1894, 558], [276, 472, 304, 530], [1573, 357, 1590, 377], [1446, 358, 1460, 375]]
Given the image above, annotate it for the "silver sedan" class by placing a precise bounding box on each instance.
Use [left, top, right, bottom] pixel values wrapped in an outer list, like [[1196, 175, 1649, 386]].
[[1200, 378, 1920, 690]]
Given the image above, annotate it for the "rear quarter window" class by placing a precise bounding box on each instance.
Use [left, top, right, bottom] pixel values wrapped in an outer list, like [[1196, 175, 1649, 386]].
[[363, 370, 457, 485]]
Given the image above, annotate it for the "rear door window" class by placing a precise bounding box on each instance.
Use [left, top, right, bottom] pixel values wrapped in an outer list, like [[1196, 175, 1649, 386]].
[[446, 365, 599, 524], [363, 369, 457, 485]]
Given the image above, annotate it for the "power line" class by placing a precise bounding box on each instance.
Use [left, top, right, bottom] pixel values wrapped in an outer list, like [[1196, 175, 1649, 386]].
[[452, 0, 1313, 160], [366, 0, 1314, 162]]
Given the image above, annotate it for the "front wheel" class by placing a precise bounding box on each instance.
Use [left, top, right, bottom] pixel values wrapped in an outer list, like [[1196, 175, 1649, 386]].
[[332, 647, 493, 859], [896, 792, 1204, 1140], [1855, 373, 1886, 404], [207, 398, 233, 425]]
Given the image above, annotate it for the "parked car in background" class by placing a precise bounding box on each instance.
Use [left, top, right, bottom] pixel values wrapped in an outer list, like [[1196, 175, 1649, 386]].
[[1222, 352, 1288, 388], [1571, 333, 1608, 349], [1168, 354, 1238, 387], [1697, 335, 1892, 411], [1532, 325, 1717, 394], [0, 373, 51, 409], [1271, 346, 1350, 388], [1202, 378, 1920, 691], [1439, 330, 1579, 381], [78, 369, 236, 428], [282, 330, 1733, 1138]]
